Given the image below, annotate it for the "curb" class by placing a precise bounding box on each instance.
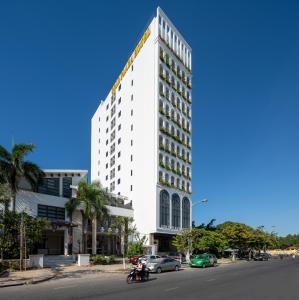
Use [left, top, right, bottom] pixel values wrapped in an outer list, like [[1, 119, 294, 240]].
[[0, 275, 56, 288]]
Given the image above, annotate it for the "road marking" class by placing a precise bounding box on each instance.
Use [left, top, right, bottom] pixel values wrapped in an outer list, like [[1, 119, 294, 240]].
[[54, 285, 76, 290], [206, 278, 216, 282], [165, 286, 179, 292]]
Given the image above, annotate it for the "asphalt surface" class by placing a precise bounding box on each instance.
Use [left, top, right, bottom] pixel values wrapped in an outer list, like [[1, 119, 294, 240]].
[[1, 258, 299, 300]]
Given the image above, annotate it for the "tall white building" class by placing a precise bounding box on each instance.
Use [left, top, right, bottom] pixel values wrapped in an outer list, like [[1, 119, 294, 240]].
[[91, 7, 192, 253]]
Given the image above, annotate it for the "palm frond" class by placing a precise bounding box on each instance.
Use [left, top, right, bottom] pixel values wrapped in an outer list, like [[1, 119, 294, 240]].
[[12, 144, 35, 160], [0, 145, 11, 163]]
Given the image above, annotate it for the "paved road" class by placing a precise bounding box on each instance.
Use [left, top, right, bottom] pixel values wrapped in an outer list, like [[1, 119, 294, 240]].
[[1, 258, 299, 300]]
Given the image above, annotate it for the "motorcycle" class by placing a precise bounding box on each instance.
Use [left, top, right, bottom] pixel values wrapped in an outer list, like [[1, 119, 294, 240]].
[[126, 266, 150, 284]]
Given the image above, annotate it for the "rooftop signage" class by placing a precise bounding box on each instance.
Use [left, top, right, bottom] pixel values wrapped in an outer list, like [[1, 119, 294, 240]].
[[111, 27, 151, 94]]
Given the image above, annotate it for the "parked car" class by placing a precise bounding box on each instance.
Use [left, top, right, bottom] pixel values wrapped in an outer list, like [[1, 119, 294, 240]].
[[140, 255, 161, 262], [253, 253, 271, 261], [129, 255, 143, 265], [147, 257, 181, 273], [167, 252, 186, 262], [189, 253, 217, 268]]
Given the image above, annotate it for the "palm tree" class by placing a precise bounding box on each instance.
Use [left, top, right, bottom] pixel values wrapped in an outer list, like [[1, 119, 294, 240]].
[[0, 143, 44, 212], [65, 181, 108, 254]]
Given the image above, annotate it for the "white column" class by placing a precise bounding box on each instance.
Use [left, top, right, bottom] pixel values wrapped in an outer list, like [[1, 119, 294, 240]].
[[64, 228, 69, 255]]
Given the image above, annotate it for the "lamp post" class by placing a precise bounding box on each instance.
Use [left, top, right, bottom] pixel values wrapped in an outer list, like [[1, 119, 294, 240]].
[[185, 198, 209, 263]]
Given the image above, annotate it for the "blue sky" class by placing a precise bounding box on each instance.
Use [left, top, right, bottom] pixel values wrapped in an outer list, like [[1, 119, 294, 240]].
[[1, 0, 298, 236]]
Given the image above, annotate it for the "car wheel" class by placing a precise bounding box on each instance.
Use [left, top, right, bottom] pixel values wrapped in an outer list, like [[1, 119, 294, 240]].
[[156, 267, 162, 274], [175, 265, 179, 271]]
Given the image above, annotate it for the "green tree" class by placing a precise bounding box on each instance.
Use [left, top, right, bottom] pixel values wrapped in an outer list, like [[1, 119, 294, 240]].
[[111, 216, 135, 256], [217, 221, 255, 252], [65, 181, 108, 253], [0, 211, 47, 259], [173, 228, 228, 256], [0, 144, 44, 211], [127, 234, 147, 257]]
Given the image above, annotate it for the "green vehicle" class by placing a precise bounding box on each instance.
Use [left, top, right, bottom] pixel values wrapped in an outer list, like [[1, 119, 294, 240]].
[[189, 253, 217, 268]]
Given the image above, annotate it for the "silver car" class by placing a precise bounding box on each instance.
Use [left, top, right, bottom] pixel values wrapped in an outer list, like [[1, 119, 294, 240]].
[[147, 258, 181, 273]]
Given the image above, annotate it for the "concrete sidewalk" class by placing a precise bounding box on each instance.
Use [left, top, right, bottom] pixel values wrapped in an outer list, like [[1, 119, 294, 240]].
[[0, 263, 130, 288]]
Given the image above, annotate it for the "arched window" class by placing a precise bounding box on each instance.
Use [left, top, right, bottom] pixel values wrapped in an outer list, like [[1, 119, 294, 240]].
[[172, 194, 181, 228], [160, 190, 170, 227], [182, 197, 190, 228]]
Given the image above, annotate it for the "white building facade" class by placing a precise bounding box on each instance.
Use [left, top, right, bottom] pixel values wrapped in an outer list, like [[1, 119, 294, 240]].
[[91, 7, 192, 253]]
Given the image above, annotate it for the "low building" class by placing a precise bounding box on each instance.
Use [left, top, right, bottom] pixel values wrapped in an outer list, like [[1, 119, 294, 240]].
[[9, 169, 133, 256]]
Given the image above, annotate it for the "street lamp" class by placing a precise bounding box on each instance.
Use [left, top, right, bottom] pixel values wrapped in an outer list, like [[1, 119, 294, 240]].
[[192, 198, 208, 207], [185, 198, 209, 263]]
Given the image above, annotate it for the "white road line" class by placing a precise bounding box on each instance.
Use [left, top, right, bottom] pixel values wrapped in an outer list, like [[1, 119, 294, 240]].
[[53, 285, 76, 290], [206, 278, 216, 282], [165, 286, 179, 292]]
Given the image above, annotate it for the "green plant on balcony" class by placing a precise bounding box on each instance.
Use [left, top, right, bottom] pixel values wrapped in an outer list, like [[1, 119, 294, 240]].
[[187, 159, 192, 164], [159, 107, 166, 115], [187, 81, 192, 89], [159, 89, 165, 97], [165, 164, 171, 171], [159, 143, 166, 151], [171, 149, 177, 157], [166, 76, 171, 84], [159, 160, 165, 168], [171, 166, 176, 173]]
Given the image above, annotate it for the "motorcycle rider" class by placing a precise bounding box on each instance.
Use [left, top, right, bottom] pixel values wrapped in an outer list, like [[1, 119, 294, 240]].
[[136, 259, 146, 281]]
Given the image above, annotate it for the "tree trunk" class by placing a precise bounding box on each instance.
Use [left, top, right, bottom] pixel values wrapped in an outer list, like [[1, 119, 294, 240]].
[[12, 193, 16, 212]]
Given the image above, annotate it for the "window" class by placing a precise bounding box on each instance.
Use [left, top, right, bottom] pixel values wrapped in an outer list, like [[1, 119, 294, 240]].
[[172, 194, 181, 228], [110, 181, 115, 192], [117, 178, 121, 184], [106, 116, 109, 122], [110, 168, 115, 179], [38, 178, 60, 197], [131, 109, 133, 116], [118, 165, 121, 171], [131, 94, 133, 101], [131, 80, 133, 86], [62, 177, 72, 198], [131, 124, 133, 131], [106, 163, 108, 169], [110, 117, 116, 130], [118, 124, 121, 131], [131, 139, 133, 146], [110, 130, 116, 142], [106, 128, 108, 133], [98, 128, 100, 133], [118, 84, 121, 91], [118, 151, 121, 158], [118, 138, 121, 145], [110, 143, 115, 154], [111, 105, 116, 117], [130, 185, 133, 191], [160, 190, 170, 227], [130, 155, 133, 161], [182, 197, 190, 228], [130, 170, 133, 176], [118, 111, 121, 118], [106, 151, 108, 157], [106, 139, 108, 145], [38, 205, 65, 221], [105, 175, 108, 180], [110, 155, 115, 167], [131, 65, 134, 71], [106, 104, 109, 110], [118, 97, 121, 104]]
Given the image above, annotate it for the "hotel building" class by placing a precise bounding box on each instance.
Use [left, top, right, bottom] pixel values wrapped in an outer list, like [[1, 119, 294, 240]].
[[91, 7, 192, 253]]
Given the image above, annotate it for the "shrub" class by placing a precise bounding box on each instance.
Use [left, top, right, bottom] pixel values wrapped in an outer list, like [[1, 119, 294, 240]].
[[91, 255, 116, 265]]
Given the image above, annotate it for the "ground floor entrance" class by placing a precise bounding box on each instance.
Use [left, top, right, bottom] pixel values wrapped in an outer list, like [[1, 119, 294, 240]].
[[152, 233, 177, 254], [38, 230, 65, 255]]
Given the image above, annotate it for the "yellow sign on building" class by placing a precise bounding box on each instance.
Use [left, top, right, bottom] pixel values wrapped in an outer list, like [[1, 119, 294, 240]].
[[111, 27, 151, 94]]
